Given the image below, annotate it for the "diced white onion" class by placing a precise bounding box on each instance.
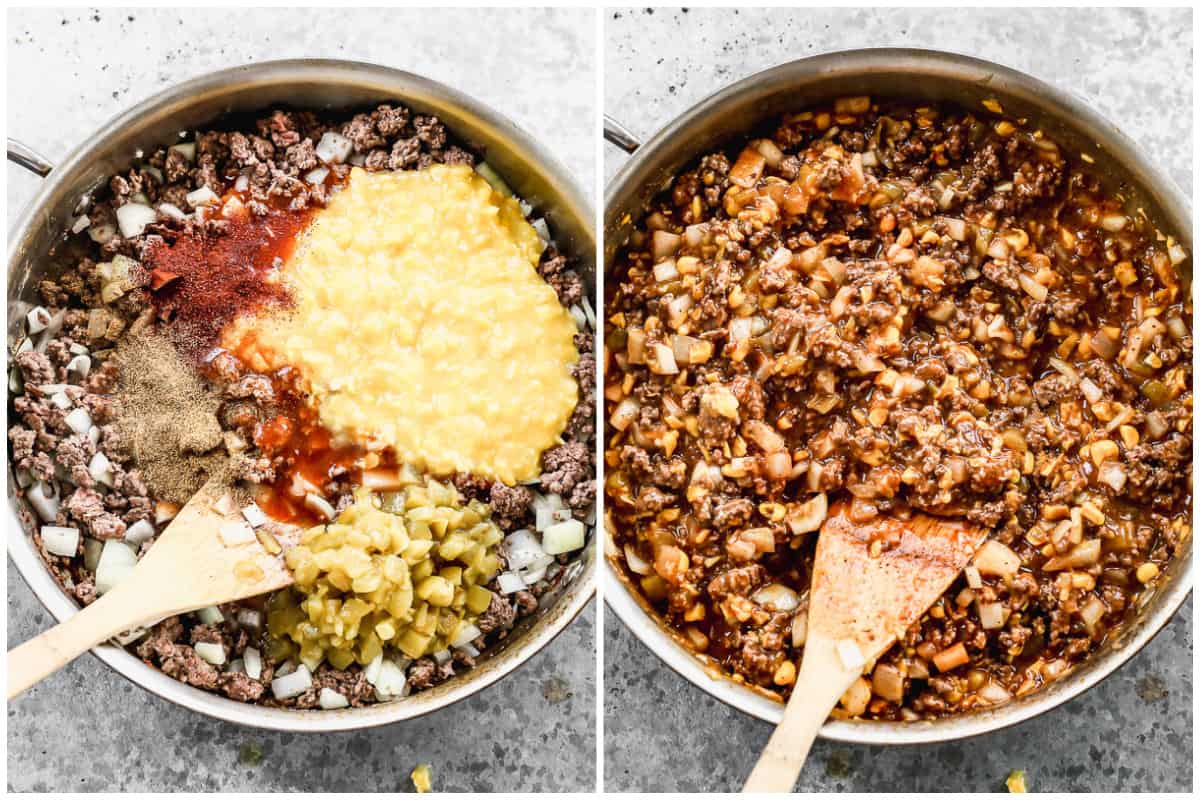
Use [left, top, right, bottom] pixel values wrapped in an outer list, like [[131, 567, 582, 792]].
[[241, 503, 267, 528], [652, 230, 682, 260], [786, 493, 828, 535], [973, 540, 1021, 578], [26, 306, 50, 334], [664, 294, 693, 327], [185, 186, 219, 208], [315, 132, 353, 164], [964, 565, 983, 589], [752, 138, 784, 168], [218, 521, 256, 547], [64, 407, 93, 435], [88, 451, 114, 488], [536, 505, 572, 532], [27, 482, 60, 523], [751, 582, 801, 612], [650, 343, 678, 375], [610, 397, 640, 431], [49, 391, 72, 410], [978, 681, 1013, 705], [66, 355, 92, 380], [1018, 273, 1048, 301], [226, 659, 245, 675], [71, 214, 91, 234], [1048, 357, 1079, 386], [271, 663, 313, 699], [653, 259, 679, 282], [542, 519, 585, 555], [41, 525, 80, 557], [237, 608, 263, 631], [518, 555, 555, 585], [941, 217, 967, 241], [170, 142, 196, 162], [1097, 462, 1127, 492], [1079, 377, 1103, 405], [304, 167, 330, 185], [978, 601, 1006, 630], [364, 652, 384, 685], [1168, 242, 1188, 266], [531, 491, 564, 515], [623, 544, 652, 576], [155, 501, 180, 524], [581, 296, 596, 330], [496, 571, 527, 594], [95, 540, 137, 595], [194, 642, 225, 666], [115, 202, 157, 238], [1080, 594, 1107, 629], [432, 648, 452, 666], [196, 605, 224, 625], [318, 688, 349, 709], [791, 611, 808, 647], [220, 196, 246, 219], [504, 529, 547, 571], [371, 660, 408, 698], [451, 622, 482, 648], [244, 647, 263, 680], [157, 202, 187, 222], [304, 493, 336, 521]]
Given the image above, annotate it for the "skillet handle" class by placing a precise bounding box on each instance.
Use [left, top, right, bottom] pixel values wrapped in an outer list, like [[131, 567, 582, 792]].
[[8, 139, 53, 177], [603, 115, 641, 154]]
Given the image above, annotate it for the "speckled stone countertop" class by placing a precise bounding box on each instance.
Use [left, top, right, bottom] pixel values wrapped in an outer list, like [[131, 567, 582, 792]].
[[604, 7, 1192, 793], [7, 7, 596, 793]]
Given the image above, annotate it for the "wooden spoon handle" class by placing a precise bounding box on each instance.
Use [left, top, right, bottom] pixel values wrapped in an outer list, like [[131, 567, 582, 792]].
[[743, 631, 862, 793], [7, 579, 156, 700]]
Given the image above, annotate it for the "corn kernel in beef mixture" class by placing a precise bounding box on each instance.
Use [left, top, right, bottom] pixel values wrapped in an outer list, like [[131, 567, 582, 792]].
[[605, 98, 1191, 719]]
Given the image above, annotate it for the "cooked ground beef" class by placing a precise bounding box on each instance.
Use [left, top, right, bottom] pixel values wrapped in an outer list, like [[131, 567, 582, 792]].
[[605, 98, 1191, 720], [9, 103, 594, 708]]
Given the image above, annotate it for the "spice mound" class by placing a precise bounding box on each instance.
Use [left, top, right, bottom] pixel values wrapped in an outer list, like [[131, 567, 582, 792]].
[[114, 330, 231, 505], [272, 478, 502, 673], [229, 165, 580, 485]]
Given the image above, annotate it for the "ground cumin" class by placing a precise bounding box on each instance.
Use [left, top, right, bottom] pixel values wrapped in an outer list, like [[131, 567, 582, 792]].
[[114, 329, 234, 504]]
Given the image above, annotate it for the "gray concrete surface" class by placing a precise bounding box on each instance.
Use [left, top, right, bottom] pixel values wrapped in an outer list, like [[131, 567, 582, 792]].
[[604, 6, 1192, 794], [7, 7, 596, 793]]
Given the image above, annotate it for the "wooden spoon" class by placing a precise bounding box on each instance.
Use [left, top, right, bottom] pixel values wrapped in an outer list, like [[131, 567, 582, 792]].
[[8, 480, 298, 699], [743, 503, 987, 792]]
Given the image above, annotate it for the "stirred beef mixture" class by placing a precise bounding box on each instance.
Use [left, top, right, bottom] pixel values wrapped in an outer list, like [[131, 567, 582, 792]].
[[9, 103, 596, 707], [605, 97, 1191, 719]]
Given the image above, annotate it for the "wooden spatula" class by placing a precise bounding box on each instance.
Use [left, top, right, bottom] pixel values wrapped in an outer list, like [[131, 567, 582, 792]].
[[7, 479, 298, 699], [743, 503, 987, 792]]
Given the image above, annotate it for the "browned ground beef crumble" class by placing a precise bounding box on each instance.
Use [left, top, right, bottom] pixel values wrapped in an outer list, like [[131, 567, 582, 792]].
[[605, 98, 1191, 719], [9, 104, 596, 707]]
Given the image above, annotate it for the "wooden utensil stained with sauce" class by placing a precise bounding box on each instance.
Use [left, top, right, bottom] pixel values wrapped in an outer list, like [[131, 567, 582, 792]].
[[744, 503, 987, 793], [7, 479, 297, 699]]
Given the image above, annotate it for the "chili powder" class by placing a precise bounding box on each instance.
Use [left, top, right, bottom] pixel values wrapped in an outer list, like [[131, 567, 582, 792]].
[[146, 207, 311, 361]]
